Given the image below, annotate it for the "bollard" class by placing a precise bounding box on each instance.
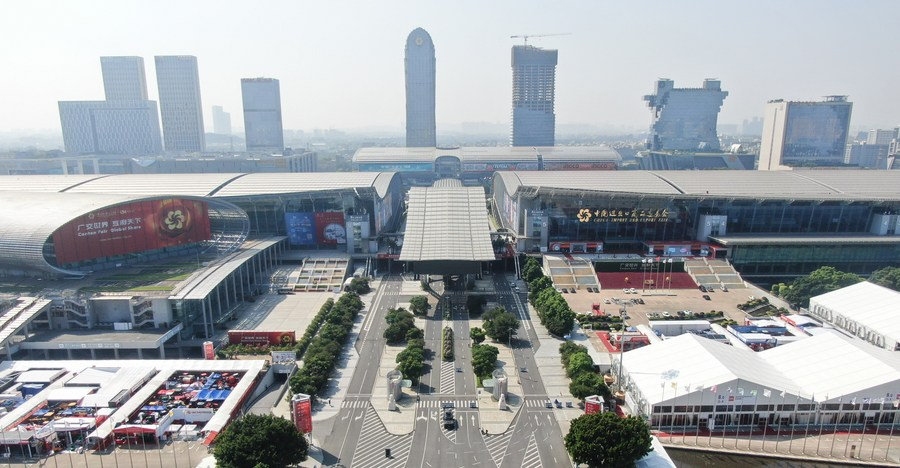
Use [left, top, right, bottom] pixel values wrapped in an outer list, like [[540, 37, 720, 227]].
[[850, 444, 856, 458], [385, 448, 392, 458]]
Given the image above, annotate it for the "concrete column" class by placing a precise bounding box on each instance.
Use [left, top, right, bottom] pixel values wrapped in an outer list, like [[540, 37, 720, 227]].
[[66, 349, 72, 360], [159, 346, 166, 359], [114, 348, 119, 359], [43, 349, 50, 359], [90, 349, 96, 360], [137, 348, 143, 359]]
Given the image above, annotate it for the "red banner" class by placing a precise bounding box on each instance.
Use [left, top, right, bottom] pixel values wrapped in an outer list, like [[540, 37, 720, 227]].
[[52, 198, 211, 265], [227, 330, 296, 346], [314, 212, 346, 244], [203, 341, 215, 360], [292, 394, 312, 433]]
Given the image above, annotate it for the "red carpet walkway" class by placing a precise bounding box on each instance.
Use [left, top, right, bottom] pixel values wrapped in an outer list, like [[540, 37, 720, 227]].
[[597, 272, 698, 290]]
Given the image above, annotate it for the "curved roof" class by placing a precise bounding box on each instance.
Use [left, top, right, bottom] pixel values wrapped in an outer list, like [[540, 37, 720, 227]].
[[0, 192, 232, 275], [353, 146, 622, 164], [0, 172, 397, 199], [495, 170, 900, 201]]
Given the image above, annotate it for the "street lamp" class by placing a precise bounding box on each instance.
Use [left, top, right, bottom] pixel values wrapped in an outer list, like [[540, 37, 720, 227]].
[[641, 259, 648, 292], [616, 302, 628, 393]]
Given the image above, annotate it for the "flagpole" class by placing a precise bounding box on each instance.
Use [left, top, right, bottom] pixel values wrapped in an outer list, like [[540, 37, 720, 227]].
[[733, 379, 742, 450], [695, 386, 704, 447], [816, 395, 828, 456], [831, 395, 844, 458], [670, 380, 678, 444], [871, 397, 884, 461], [762, 389, 771, 453], [802, 396, 815, 455], [748, 388, 758, 452], [885, 398, 899, 463], [844, 397, 857, 458], [710, 386, 719, 448], [682, 383, 692, 446], [788, 390, 800, 455], [775, 389, 785, 454]]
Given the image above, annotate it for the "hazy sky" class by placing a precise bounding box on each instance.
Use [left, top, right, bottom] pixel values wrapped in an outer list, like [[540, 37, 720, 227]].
[[2, 0, 898, 134]]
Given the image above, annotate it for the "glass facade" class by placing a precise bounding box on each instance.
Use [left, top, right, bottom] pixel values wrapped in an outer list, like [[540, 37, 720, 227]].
[[782, 101, 852, 166]]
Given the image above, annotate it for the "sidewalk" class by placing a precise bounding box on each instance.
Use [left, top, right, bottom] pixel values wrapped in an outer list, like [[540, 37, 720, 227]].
[[529, 306, 584, 437], [471, 316, 524, 435]]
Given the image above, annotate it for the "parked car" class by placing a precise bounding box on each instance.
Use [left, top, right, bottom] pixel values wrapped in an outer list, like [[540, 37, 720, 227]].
[[662, 311, 671, 317], [629, 288, 637, 294], [703, 294, 712, 300], [699, 285, 707, 292], [721, 285, 729, 292]]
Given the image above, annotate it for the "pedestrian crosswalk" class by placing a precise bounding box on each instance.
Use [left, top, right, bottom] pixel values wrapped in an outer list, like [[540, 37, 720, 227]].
[[440, 360, 455, 393], [521, 398, 571, 409], [351, 405, 413, 468], [484, 428, 513, 467], [340, 400, 371, 409], [416, 399, 478, 409]]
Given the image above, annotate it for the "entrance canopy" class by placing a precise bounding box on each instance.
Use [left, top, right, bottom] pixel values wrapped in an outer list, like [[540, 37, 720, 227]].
[[399, 181, 494, 274]]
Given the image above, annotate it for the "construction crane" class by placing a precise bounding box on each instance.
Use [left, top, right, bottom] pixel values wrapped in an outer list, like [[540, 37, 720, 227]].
[[510, 33, 571, 46]]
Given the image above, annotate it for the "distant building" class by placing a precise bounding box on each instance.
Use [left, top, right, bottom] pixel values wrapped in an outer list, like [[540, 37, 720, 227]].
[[211, 105, 232, 135], [741, 117, 764, 136], [868, 129, 895, 146], [405, 28, 436, 148], [644, 79, 728, 151], [58, 101, 163, 155], [241, 78, 284, 152], [845, 142, 890, 168], [637, 151, 755, 170], [758, 96, 853, 170], [58, 56, 162, 155], [155, 56, 206, 152], [510, 45, 558, 147], [100, 56, 148, 102]]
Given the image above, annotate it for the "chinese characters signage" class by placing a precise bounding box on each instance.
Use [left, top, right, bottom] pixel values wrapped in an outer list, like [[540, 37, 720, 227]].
[[576, 208, 670, 223]]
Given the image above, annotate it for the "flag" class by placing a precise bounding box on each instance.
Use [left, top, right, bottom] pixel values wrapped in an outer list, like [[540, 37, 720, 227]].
[[684, 384, 691, 392], [727, 387, 733, 393], [750, 390, 758, 396], [780, 390, 786, 397], [850, 397, 857, 405], [738, 388, 744, 396], [763, 389, 771, 398], [863, 398, 870, 404], [671, 381, 678, 390], [711, 385, 717, 393]]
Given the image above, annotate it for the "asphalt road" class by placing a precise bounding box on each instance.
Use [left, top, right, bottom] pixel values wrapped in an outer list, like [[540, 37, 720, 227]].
[[316, 273, 571, 468]]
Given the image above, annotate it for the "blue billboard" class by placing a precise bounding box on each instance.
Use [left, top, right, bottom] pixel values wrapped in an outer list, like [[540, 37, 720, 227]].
[[285, 212, 316, 245]]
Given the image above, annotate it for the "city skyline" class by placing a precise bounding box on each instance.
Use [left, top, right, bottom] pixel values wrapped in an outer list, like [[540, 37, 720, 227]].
[[2, 1, 899, 134]]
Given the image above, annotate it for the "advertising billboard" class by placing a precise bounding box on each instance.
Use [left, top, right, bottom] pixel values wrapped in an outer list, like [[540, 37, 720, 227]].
[[52, 198, 211, 265], [271, 351, 296, 364], [292, 394, 313, 433], [227, 330, 296, 346], [315, 212, 346, 245], [585, 395, 604, 414], [203, 341, 216, 360], [285, 212, 316, 245]]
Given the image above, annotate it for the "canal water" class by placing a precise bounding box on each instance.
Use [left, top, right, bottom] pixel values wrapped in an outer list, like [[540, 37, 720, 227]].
[[667, 448, 859, 467]]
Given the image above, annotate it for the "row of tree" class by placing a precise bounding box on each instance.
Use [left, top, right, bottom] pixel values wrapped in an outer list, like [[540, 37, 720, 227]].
[[213, 413, 308, 468], [442, 326, 454, 361], [410, 295, 430, 316], [522, 257, 576, 337], [396, 330, 425, 384], [772, 266, 900, 308], [565, 412, 653, 468], [288, 292, 364, 399], [220, 298, 336, 359], [383, 307, 418, 344], [344, 277, 371, 295], [560, 341, 612, 402]]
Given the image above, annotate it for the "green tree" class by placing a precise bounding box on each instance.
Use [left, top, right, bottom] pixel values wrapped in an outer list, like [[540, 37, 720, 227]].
[[560, 341, 587, 367], [776, 266, 863, 308], [471, 343, 499, 377], [528, 276, 553, 295], [522, 257, 544, 283], [396, 346, 425, 384], [469, 327, 486, 344], [344, 277, 371, 295], [870, 267, 900, 291], [213, 414, 307, 468], [410, 295, 430, 316], [565, 412, 652, 468], [482, 306, 520, 343], [405, 326, 424, 341], [568, 372, 612, 401], [566, 351, 595, 378]]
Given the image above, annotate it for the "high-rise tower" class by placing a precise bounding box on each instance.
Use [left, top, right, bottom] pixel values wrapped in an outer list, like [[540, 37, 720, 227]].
[[758, 96, 853, 170], [155, 56, 206, 152], [212, 106, 232, 136], [59, 56, 162, 155], [644, 79, 728, 151], [241, 78, 284, 152], [405, 28, 436, 147], [510, 45, 558, 147], [100, 56, 149, 102]]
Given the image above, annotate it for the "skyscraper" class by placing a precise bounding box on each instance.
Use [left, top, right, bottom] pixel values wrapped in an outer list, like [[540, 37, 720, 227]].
[[758, 96, 853, 170], [510, 45, 558, 147], [212, 106, 232, 136], [644, 79, 728, 151], [405, 28, 436, 148], [100, 56, 148, 102], [59, 56, 162, 155], [241, 78, 284, 152], [155, 56, 205, 152]]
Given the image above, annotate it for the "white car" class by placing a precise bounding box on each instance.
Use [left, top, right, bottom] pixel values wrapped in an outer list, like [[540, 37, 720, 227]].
[[623, 288, 630, 294], [628, 288, 637, 294], [662, 311, 671, 317]]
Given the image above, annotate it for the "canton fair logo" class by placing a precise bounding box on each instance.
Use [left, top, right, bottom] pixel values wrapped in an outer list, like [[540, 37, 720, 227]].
[[164, 210, 186, 231], [156, 201, 194, 239], [577, 208, 592, 223]]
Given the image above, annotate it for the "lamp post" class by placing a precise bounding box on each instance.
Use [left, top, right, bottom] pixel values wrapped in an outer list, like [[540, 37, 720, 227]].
[[616, 302, 628, 394], [665, 258, 673, 293], [641, 259, 648, 292]]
